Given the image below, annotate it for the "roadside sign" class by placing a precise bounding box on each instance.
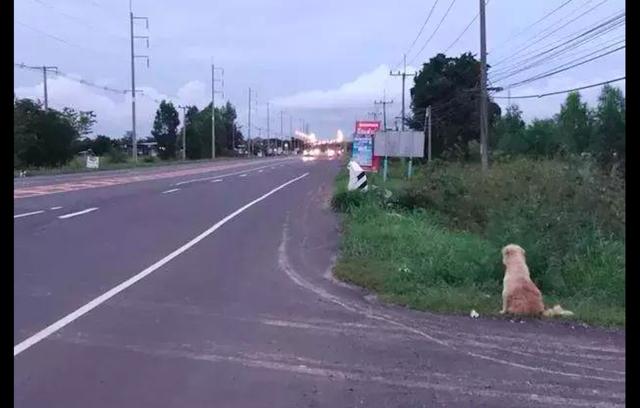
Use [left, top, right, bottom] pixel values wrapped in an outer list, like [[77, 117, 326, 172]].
[[355, 121, 380, 134], [374, 131, 425, 158], [353, 120, 380, 171], [352, 135, 373, 167], [86, 155, 99, 169]]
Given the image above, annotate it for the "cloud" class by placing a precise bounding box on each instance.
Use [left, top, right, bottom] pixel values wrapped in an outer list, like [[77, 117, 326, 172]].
[[14, 76, 216, 138], [271, 64, 417, 110]]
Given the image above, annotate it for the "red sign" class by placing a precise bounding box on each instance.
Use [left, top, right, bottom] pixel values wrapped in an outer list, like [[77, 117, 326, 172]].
[[355, 121, 381, 134]]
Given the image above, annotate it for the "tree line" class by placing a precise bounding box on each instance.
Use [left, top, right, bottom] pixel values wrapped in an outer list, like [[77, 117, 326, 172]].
[[14, 96, 245, 169], [408, 52, 625, 173]]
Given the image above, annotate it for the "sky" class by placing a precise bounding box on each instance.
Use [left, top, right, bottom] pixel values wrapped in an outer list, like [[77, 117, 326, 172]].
[[14, 0, 625, 141]]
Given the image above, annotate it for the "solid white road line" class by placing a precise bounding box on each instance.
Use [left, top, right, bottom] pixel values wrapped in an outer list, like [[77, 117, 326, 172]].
[[162, 188, 181, 194], [239, 174, 248, 177], [50, 206, 63, 210], [210, 179, 223, 183], [258, 170, 264, 173], [14, 210, 45, 219], [58, 207, 99, 220], [175, 162, 277, 186], [14, 172, 310, 357]]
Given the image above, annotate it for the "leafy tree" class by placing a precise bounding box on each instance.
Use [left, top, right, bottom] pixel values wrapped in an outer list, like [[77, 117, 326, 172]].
[[408, 52, 501, 160], [14, 98, 79, 167], [92, 135, 113, 155], [557, 92, 592, 154], [494, 104, 527, 153], [61, 108, 97, 137], [151, 100, 180, 159], [593, 85, 625, 169], [524, 118, 559, 157], [183, 101, 243, 159]]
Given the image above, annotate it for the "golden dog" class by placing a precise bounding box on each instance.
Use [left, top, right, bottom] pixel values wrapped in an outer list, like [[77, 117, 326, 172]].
[[500, 244, 573, 317]]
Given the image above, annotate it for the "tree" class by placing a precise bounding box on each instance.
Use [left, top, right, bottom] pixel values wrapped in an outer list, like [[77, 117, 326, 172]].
[[61, 108, 97, 137], [184, 101, 242, 159], [593, 85, 625, 169], [524, 119, 559, 157], [14, 98, 79, 167], [557, 92, 592, 154], [494, 104, 527, 154], [92, 135, 113, 156], [151, 100, 180, 159], [408, 52, 501, 160]]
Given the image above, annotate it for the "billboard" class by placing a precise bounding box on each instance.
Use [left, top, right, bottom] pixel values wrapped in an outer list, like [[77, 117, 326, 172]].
[[352, 120, 380, 170], [355, 121, 380, 135], [352, 135, 373, 167], [374, 131, 425, 158]]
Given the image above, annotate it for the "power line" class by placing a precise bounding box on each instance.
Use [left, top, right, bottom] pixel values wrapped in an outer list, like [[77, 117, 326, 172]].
[[490, 10, 624, 78], [491, 0, 610, 68], [504, 45, 624, 89], [15, 19, 123, 58], [396, 0, 440, 69], [409, 0, 458, 65], [489, 0, 576, 54], [492, 76, 624, 99], [15, 62, 130, 94], [443, 0, 492, 54], [28, 0, 127, 40], [491, 35, 624, 85]]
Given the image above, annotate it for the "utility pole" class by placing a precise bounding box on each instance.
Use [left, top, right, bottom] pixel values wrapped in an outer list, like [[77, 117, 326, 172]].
[[211, 64, 224, 159], [248, 87, 252, 155], [479, 0, 489, 172], [425, 106, 432, 162], [265, 101, 271, 154], [374, 94, 393, 130], [21, 64, 57, 109], [40, 66, 58, 110], [129, 5, 149, 163], [178, 105, 188, 160], [280, 110, 284, 152], [390, 54, 415, 131]]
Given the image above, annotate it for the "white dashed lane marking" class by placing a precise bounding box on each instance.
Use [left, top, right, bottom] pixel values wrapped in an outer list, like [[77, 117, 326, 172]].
[[14, 210, 45, 219], [58, 208, 99, 220]]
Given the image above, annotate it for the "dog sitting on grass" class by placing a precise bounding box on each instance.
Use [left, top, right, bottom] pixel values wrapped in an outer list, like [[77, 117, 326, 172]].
[[500, 244, 573, 318]]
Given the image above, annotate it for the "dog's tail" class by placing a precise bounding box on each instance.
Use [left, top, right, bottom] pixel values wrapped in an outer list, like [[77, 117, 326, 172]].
[[543, 304, 574, 318]]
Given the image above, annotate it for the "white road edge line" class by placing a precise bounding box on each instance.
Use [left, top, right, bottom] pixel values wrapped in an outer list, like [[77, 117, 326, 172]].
[[239, 174, 247, 177], [50, 206, 63, 210], [210, 179, 223, 183], [14, 172, 309, 357], [57, 207, 99, 220], [14, 210, 45, 219], [174, 161, 286, 186], [162, 188, 181, 194]]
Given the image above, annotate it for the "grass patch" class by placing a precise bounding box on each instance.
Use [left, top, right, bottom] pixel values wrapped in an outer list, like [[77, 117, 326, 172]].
[[333, 157, 625, 327], [14, 155, 238, 178]]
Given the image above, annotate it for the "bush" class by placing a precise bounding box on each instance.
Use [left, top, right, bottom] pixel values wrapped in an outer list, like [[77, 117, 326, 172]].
[[394, 158, 624, 302], [106, 148, 128, 164]]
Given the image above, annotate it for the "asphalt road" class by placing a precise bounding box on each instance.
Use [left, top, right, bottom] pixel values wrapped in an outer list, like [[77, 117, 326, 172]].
[[14, 156, 625, 407]]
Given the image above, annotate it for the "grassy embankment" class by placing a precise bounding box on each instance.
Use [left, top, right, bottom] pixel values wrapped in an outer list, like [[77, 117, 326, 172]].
[[332, 158, 625, 327]]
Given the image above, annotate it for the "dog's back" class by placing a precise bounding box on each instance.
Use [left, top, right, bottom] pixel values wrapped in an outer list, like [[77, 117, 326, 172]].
[[505, 276, 545, 315]]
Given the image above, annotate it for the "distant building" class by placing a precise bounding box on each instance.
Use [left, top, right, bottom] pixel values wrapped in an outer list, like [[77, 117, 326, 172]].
[[123, 141, 159, 157]]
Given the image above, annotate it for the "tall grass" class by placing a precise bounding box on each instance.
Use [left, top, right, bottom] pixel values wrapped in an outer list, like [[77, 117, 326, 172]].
[[333, 157, 625, 326]]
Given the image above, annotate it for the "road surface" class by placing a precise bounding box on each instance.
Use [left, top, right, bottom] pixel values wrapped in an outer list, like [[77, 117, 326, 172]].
[[14, 156, 625, 407]]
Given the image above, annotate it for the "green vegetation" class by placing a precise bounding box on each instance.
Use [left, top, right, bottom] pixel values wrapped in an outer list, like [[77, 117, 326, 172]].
[[335, 74, 625, 327], [14, 96, 245, 172], [333, 159, 625, 326]]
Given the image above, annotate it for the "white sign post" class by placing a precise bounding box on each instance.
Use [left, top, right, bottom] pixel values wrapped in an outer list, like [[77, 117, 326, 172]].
[[86, 155, 99, 169]]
